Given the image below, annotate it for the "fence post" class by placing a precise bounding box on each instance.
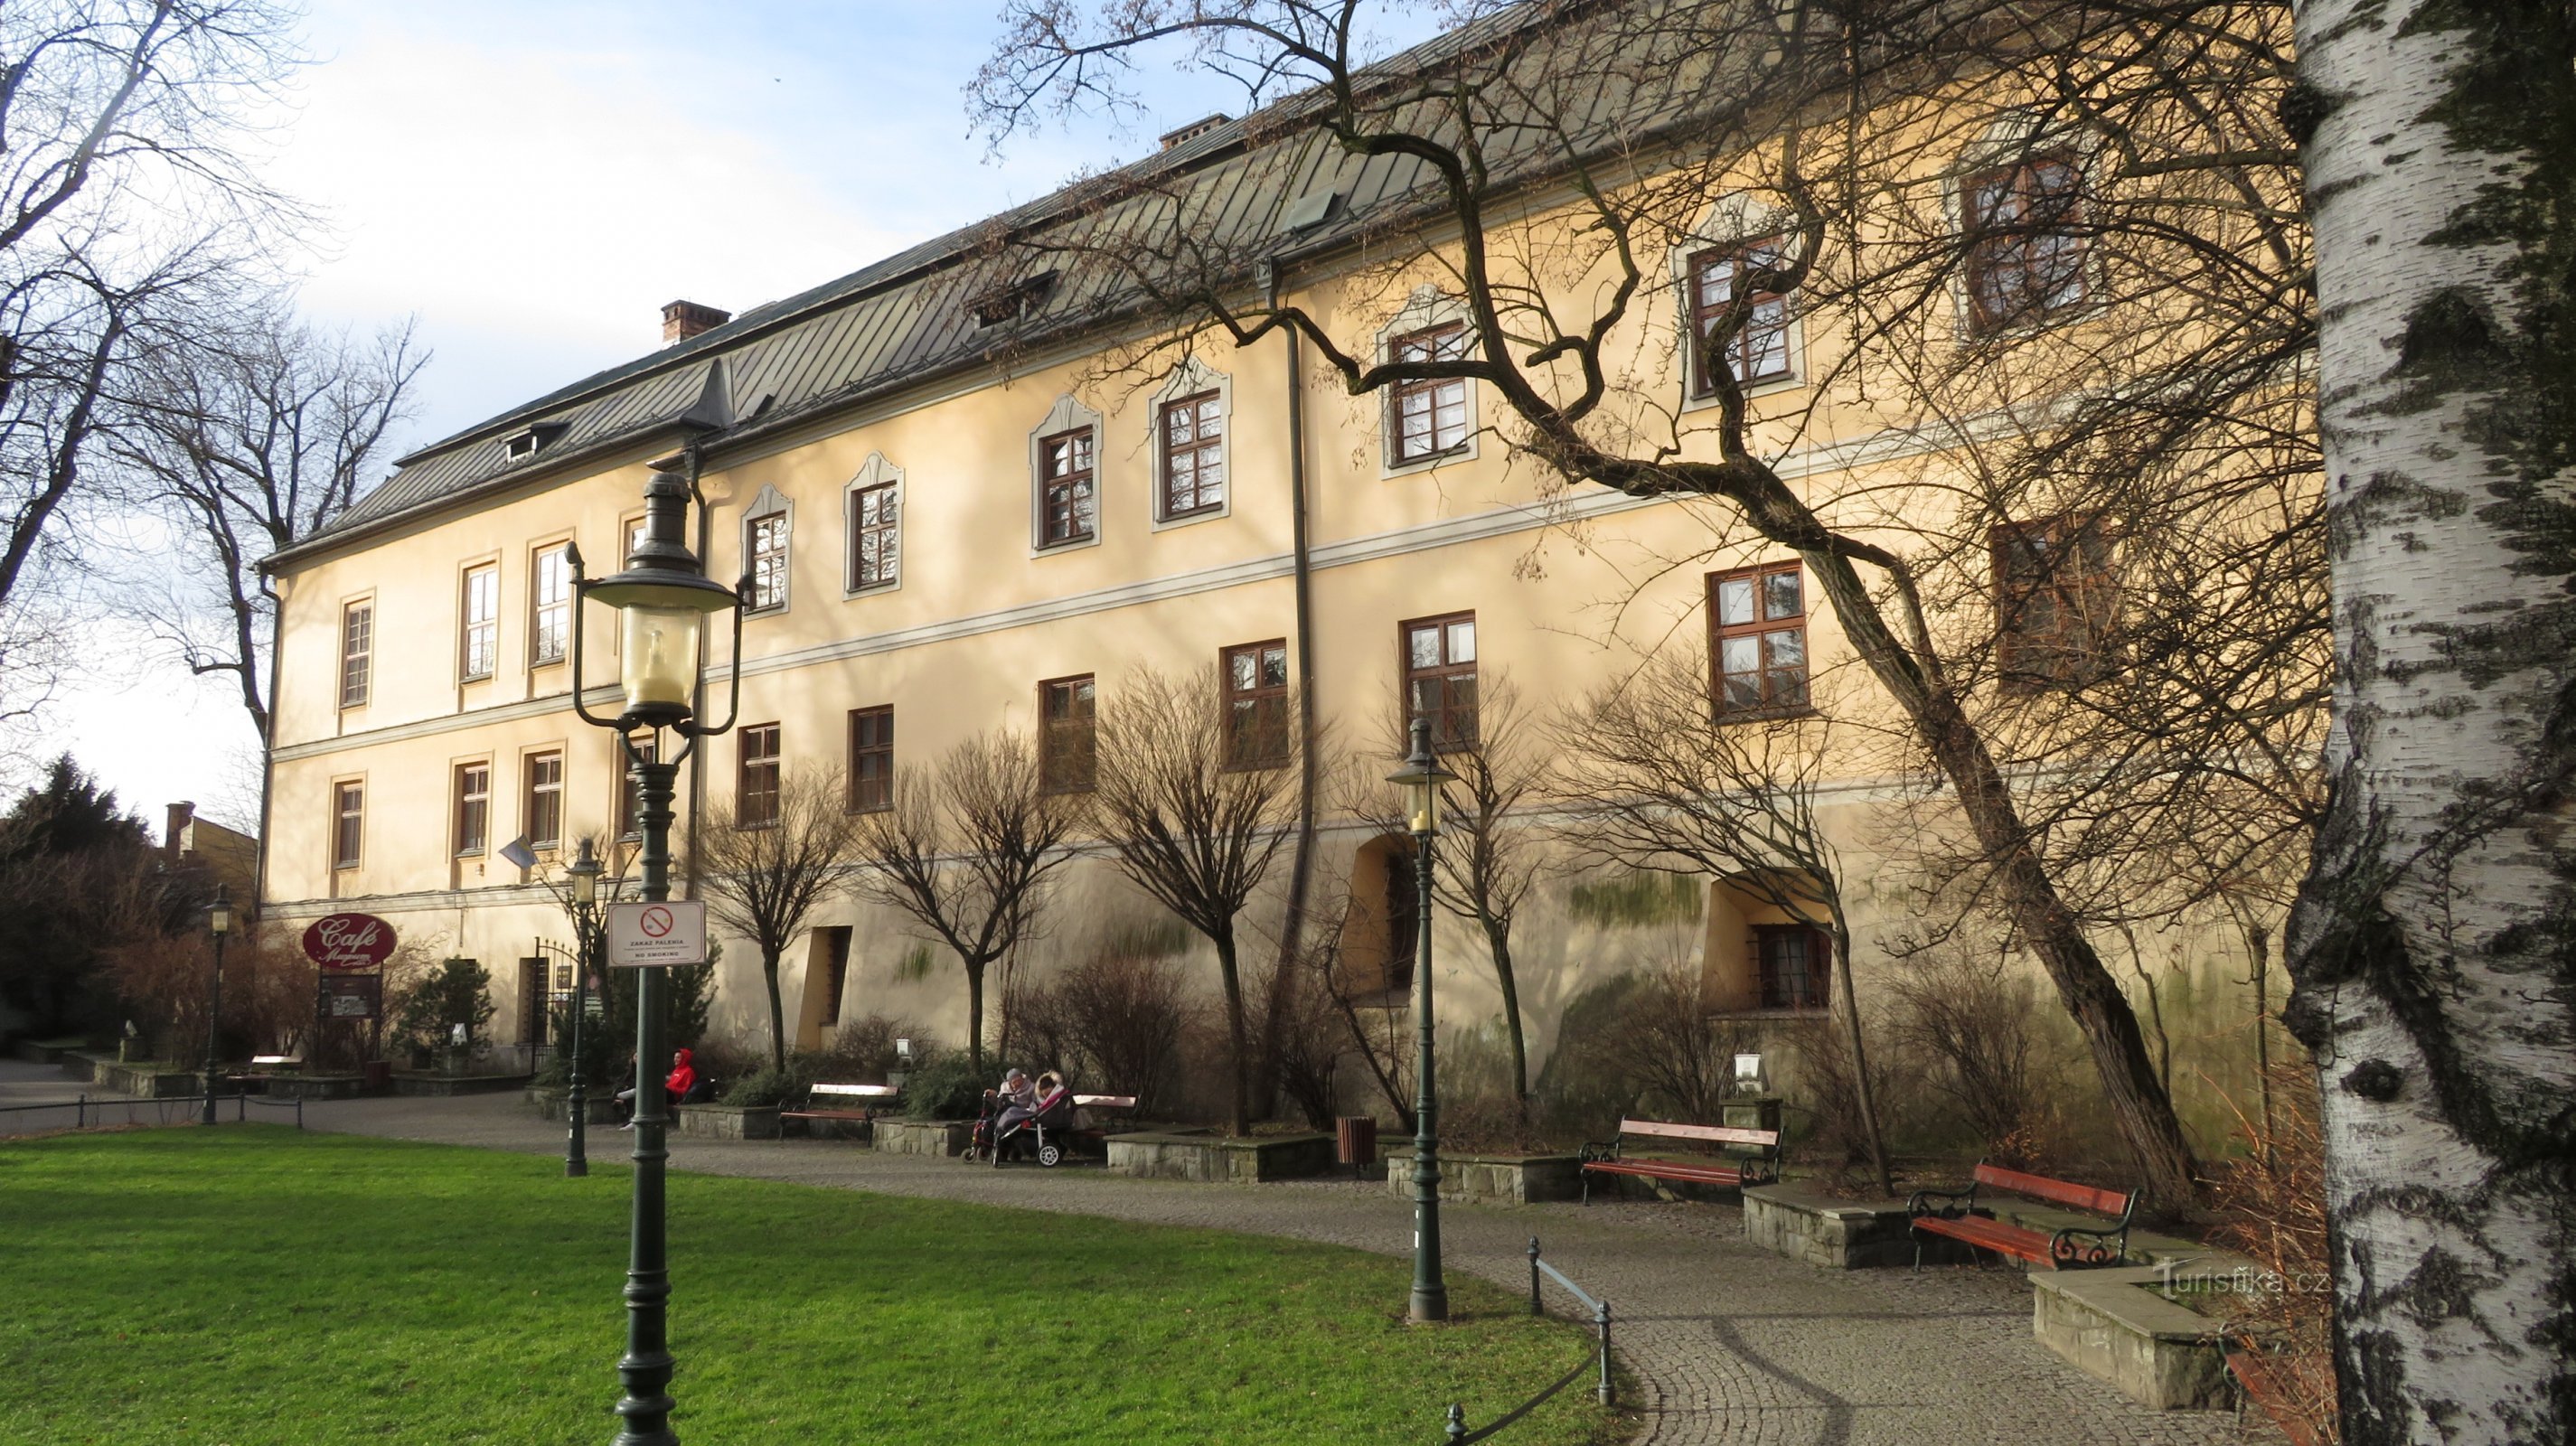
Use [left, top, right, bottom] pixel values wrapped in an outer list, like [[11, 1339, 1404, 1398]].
[[1445, 1403, 1467, 1443], [1528, 1237, 1543, 1316], [75, 1094, 85, 1130], [296, 1094, 306, 1131], [1594, 1299, 1614, 1407]]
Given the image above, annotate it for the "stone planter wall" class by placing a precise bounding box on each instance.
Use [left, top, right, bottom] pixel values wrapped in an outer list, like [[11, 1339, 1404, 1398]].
[[2029, 1266, 2242, 1411], [1741, 1185, 1959, 1269], [249, 1074, 368, 1101], [524, 1087, 624, 1123], [78, 1056, 202, 1098], [1107, 1131, 1332, 1183], [874, 1119, 971, 1157], [675, 1103, 781, 1140], [1380, 1149, 1584, 1206]]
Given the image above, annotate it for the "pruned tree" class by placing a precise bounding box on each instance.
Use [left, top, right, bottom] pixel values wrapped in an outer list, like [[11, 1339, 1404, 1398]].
[[851, 728, 1082, 1075], [969, 0, 2327, 1207], [1559, 649, 1895, 1197], [1351, 671, 1547, 1114], [2282, 0, 2576, 1432], [684, 765, 859, 1073], [1092, 667, 1301, 1137]]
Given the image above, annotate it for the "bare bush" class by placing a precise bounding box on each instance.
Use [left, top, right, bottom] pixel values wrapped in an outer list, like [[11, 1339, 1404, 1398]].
[[1885, 947, 2052, 1162], [2207, 1061, 2336, 1445], [804, 1013, 930, 1084], [1009, 947, 1196, 1117], [1595, 962, 1759, 1124]]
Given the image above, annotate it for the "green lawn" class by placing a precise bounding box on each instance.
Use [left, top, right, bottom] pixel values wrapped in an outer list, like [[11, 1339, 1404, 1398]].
[[1, 1129, 1614, 1445]]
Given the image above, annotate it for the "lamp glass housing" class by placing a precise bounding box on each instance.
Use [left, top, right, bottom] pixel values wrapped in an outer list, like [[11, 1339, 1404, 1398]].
[[1406, 779, 1437, 835], [619, 603, 705, 715], [208, 899, 233, 936]]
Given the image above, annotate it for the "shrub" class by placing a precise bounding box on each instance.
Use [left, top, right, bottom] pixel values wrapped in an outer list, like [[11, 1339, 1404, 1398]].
[[2207, 1060, 2336, 1444], [719, 1062, 815, 1107], [1599, 962, 1757, 1123], [388, 958, 495, 1053], [1009, 948, 1194, 1116], [1885, 945, 2054, 1160], [807, 1013, 926, 1084], [899, 1051, 989, 1120]]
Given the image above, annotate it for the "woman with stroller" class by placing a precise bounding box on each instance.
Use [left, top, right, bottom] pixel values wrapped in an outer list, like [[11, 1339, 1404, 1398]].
[[984, 1067, 1037, 1147]]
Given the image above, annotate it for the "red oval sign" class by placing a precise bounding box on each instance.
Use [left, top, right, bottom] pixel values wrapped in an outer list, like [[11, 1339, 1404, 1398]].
[[303, 913, 397, 971]]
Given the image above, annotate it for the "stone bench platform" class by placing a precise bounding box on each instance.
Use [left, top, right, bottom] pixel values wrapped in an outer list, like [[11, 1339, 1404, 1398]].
[[1108, 1131, 1332, 1183], [1380, 1148, 1583, 1206]]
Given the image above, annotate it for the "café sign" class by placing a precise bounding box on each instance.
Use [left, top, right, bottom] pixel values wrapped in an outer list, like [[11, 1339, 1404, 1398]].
[[303, 913, 397, 972]]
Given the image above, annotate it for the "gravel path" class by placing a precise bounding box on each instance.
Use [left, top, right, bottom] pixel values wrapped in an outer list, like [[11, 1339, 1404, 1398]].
[[251, 1089, 2244, 1446]]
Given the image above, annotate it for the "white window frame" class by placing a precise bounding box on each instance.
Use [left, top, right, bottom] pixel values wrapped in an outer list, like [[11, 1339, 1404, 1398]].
[[1027, 394, 1105, 555], [741, 484, 794, 615], [1150, 357, 1233, 530], [843, 453, 904, 596], [1670, 194, 1808, 416], [529, 540, 573, 669], [459, 561, 499, 682], [1376, 287, 1481, 478]]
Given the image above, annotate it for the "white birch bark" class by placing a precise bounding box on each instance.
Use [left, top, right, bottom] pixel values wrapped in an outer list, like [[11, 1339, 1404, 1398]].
[[2288, 0, 2576, 1439]]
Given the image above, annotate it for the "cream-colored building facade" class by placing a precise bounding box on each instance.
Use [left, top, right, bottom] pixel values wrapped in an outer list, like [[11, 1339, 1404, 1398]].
[[258, 13, 2286, 1137]]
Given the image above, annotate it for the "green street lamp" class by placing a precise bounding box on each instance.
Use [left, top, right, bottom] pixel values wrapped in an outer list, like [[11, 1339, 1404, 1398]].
[[561, 838, 611, 1179], [201, 884, 233, 1127], [568, 463, 747, 1446], [1387, 717, 1459, 1323]]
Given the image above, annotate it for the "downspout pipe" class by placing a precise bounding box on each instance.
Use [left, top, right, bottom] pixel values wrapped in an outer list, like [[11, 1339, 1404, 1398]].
[[683, 439, 711, 904], [1265, 255, 1322, 1111]]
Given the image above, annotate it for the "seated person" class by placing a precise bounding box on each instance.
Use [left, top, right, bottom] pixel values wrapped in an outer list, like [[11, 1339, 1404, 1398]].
[[616, 1047, 696, 1127], [1031, 1071, 1071, 1123], [988, 1067, 1038, 1141]]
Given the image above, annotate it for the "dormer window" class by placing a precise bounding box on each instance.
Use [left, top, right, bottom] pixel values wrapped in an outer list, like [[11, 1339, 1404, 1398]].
[[501, 422, 568, 463], [971, 271, 1059, 328]]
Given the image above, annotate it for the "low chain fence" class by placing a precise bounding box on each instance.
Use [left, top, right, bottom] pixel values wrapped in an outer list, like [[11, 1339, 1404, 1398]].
[[0, 1091, 305, 1137], [1437, 1237, 1615, 1443]]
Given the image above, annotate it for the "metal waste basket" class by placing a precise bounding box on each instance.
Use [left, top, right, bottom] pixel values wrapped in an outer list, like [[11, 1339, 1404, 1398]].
[[1336, 1115, 1377, 1174]]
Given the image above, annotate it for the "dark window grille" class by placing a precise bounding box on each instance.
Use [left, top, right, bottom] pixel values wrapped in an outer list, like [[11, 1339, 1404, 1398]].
[[1754, 925, 1830, 1010]]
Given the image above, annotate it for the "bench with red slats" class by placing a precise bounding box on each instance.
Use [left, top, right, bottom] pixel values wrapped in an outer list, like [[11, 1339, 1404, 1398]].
[[778, 1082, 899, 1138], [1579, 1117, 1781, 1204], [1906, 1160, 2136, 1269]]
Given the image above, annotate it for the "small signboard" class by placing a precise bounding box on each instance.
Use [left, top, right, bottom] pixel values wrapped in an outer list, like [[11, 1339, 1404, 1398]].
[[317, 972, 382, 1019], [606, 900, 707, 968], [303, 913, 397, 972]]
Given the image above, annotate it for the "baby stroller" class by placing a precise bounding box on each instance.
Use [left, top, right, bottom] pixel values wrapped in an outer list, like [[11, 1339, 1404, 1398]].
[[991, 1085, 1078, 1168]]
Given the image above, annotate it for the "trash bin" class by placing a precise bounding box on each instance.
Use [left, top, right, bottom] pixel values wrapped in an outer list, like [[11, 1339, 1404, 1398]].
[[362, 1059, 392, 1091], [1336, 1115, 1377, 1172]]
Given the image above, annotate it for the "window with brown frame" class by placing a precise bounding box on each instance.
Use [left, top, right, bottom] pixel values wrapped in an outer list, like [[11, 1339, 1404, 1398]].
[[333, 782, 363, 869], [339, 602, 372, 709], [1038, 675, 1096, 793], [738, 724, 782, 827], [460, 565, 498, 680], [531, 545, 571, 665], [1159, 391, 1226, 518], [1753, 925, 1830, 1010], [523, 751, 564, 850], [1402, 613, 1478, 749], [1962, 155, 2087, 333], [1688, 237, 1792, 394], [1222, 640, 1289, 768], [747, 512, 789, 611], [1039, 427, 1096, 546], [848, 706, 894, 812], [616, 734, 656, 840], [1388, 323, 1470, 463], [1992, 514, 2121, 691], [1708, 563, 1810, 716], [454, 764, 490, 857], [850, 481, 898, 589]]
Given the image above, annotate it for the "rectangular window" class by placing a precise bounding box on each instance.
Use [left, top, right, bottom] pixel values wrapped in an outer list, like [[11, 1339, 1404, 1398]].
[[333, 782, 363, 869], [1754, 925, 1831, 1010], [1222, 639, 1290, 768], [1038, 675, 1097, 793], [1402, 613, 1478, 750], [1159, 391, 1226, 518], [738, 723, 782, 827], [1993, 515, 2120, 690], [1709, 563, 1809, 716], [617, 735, 657, 840], [339, 602, 372, 709], [523, 751, 564, 850], [850, 482, 898, 589], [1039, 427, 1097, 546], [454, 764, 490, 857], [1963, 155, 2087, 333], [531, 545, 571, 666], [748, 512, 789, 611], [1389, 324, 1471, 463], [1690, 238, 1792, 393], [849, 706, 894, 812], [460, 565, 498, 681]]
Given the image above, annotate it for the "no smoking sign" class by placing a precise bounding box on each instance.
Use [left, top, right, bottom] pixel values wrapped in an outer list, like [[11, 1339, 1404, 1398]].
[[606, 900, 708, 967]]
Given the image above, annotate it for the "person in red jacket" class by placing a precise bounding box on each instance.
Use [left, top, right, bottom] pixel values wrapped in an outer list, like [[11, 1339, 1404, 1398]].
[[616, 1047, 696, 1127]]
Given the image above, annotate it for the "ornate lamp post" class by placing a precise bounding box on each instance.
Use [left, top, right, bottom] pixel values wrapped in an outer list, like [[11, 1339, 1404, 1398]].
[[562, 838, 608, 1178], [1387, 717, 1458, 1323], [567, 463, 747, 1446], [201, 884, 233, 1126]]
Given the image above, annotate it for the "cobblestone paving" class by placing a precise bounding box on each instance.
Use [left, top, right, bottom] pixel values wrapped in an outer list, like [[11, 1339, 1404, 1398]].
[[262, 1091, 2243, 1446]]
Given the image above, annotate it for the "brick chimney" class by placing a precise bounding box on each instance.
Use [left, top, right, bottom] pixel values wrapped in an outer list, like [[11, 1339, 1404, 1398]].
[[1158, 113, 1234, 151], [165, 801, 195, 864], [661, 299, 730, 344]]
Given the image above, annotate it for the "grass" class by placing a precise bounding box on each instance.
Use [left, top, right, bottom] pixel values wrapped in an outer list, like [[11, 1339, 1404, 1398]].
[[1, 1128, 1614, 1445]]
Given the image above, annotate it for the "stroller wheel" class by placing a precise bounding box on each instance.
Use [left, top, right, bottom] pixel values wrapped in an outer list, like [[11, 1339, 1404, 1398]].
[[1039, 1142, 1063, 1168]]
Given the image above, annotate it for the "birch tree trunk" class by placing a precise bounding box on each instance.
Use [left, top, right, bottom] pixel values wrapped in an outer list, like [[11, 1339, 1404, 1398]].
[[2285, 0, 2576, 1438]]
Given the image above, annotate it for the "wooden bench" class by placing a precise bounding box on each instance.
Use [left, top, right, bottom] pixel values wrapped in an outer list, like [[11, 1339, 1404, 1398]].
[[779, 1083, 898, 1138], [1578, 1117, 1780, 1204], [1907, 1161, 2136, 1269], [1066, 1094, 1137, 1153], [228, 1055, 306, 1091]]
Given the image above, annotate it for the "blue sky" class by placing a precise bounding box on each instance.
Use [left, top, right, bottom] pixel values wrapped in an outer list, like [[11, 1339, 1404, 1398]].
[[30, 1, 1442, 831]]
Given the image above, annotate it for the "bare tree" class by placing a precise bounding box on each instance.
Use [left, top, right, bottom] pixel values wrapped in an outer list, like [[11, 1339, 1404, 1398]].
[[1351, 672, 1547, 1114], [1558, 649, 1895, 1196], [968, 0, 2327, 1205], [851, 728, 1082, 1075], [113, 302, 424, 743], [1092, 668, 1301, 1137], [683, 765, 859, 1073]]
